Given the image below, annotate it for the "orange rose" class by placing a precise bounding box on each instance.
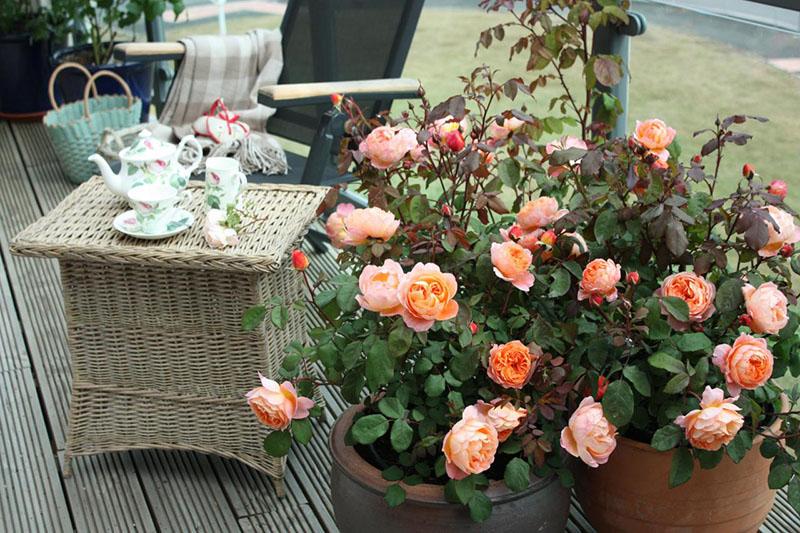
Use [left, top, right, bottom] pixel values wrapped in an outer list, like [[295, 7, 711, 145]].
[[713, 334, 774, 395], [442, 405, 499, 480], [246, 374, 315, 431], [743, 282, 788, 335], [656, 272, 716, 331], [396, 262, 459, 332], [487, 340, 540, 389], [633, 118, 676, 163], [578, 259, 621, 303], [491, 241, 535, 292], [516, 196, 568, 231], [758, 206, 800, 258], [675, 386, 743, 451]]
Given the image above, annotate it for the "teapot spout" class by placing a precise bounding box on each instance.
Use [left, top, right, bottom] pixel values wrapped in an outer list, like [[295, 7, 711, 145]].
[[88, 154, 125, 197]]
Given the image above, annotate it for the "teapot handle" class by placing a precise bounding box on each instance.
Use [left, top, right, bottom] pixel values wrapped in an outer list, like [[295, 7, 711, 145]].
[[175, 135, 203, 174]]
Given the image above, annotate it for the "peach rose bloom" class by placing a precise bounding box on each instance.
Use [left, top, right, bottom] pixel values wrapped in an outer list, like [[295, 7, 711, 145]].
[[758, 206, 800, 258], [356, 259, 405, 316], [578, 259, 621, 303], [475, 400, 528, 442], [246, 373, 315, 431], [358, 125, 419, 169], [633, 118, 676, 163], [487, 340, 540, 389], [487, 116, 525, 141], [325, 203, 355, 248], [342, 207, 400, 246], [743, 282, 788, 335], [713, 334, 774, 395], [656, 272, 716, 331], [545, 135, 589, 177], [396, 262, 459, 332], [517, 196, 568, 231], [674, 386, 744, 451], [491, 241, 535, 292], [442, 405, 499, 480], [560, 396, 617, 467]]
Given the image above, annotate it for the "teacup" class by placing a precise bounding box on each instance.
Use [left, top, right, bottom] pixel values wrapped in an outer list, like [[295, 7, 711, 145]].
[[127, 183, 186, 234], [205, 157, 247, 211]]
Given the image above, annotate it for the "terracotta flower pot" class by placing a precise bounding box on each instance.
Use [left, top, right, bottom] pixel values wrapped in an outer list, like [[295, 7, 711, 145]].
[[575, 394, 788, 533], [330, 406, 571, 532]]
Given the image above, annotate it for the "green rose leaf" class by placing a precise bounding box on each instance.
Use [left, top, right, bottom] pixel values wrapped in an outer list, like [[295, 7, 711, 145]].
[[688, 356, 710, 392], [271, 305, 289, 329], [715, 278, 744, 313], [549, 268, 571, 298], [650, 424, 681, 451], [468, 491, 493, 523], [382, 465, 404, 481], [601, 380, 634, 427], [661, 296, 690, 323], [696, 449, 724, 469], [622, 365, 651, 397], [503, 457, 530, 492], [498, 158, 520, 188], [336, 281, 360, 313], [384, 484, 406, 508], [263, 430, 292, 457], [726, 430, 753, 464], [768, 462, 793, 490], [648, 352, 686, 374], [594, 209, 620, 244], [351, 414, 389, 445], [390, 419, 414, 452], [241, 305, 267, 331], [662, 372, 690, 394], [379, 397, 405, 419], [424, 374, 446, 397], [341, 369, 365, 404], [760, 439, 781, 459], [669, 447, 694, 488], [366, 342, 394, 391], [388, 323, 414, 356], [291, 418, 312, 445], [451, 477, 476, 505], [676, 332, 712, 353], [788, 476, 800, 513]]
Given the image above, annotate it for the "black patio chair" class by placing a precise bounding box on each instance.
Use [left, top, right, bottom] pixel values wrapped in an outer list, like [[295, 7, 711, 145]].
[[115, 0, 424, 250]]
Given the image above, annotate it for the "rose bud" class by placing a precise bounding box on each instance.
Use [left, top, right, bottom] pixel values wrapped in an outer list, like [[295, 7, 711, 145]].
[[590, 294, 604, 307], [626, 271, 640, 285], [781, 244, 793, 257], [291, 249, 309, 271], [539, 229, 557, 248], [742, 163, 754, 178], [330, 93, 343, 107], [441, 204, 452, 217], [508, 225, 523, 240], [469, 321, 478, 335], [769, 180, 788, 200], [627, 137, 636, 149], [445, 131, 466, 152], [596, 375, 609, 400], [692, 155, 702, 164], [739, 314, 753, 328]]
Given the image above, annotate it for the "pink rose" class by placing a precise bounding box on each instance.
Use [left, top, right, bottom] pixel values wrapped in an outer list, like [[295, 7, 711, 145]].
[[325, 203, 355, 248], [578, 259, 621, 303], [487, 116, 525, 141], [355, 259, 404, 316], [442, 405, 499, 480], [491, 241, 534, 292], [246, 373, 315, 431], [396, 262, 459, 332], [758, 206, 800, 258], [516, 196, 568, 231], [713, 334, 774, 395], [742, 282, 788, 335], [560, 396, 617, 467], [545, 135, 589, 177], [674, 386, 743, 451], [655, 272, 716, 331], [475, 399, 527, 442], [203, 209, 239, 249], [342, 207, 400, 246], [633, 119, 676, 163], [358, 125, 419, 169]]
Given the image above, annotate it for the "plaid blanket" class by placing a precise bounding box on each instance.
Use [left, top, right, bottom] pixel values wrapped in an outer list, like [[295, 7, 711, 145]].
[[160, 29, 287, 175]]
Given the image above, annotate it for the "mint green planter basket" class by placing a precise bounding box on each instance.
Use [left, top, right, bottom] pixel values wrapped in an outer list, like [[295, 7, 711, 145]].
[[44, 62, 142, 185]]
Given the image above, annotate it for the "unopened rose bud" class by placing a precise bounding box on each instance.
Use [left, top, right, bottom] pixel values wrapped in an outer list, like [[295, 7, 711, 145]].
[[291, 249, 309, 271], [770, 180, 788, 200], [508, 224, 523, 240], [739, 314, 753, 328], [441, 204, 452, 217], [330, 93, 343, 107], [743, 163, 754, 178], [651, 158, 668, 170], [692, 155, 702, 164], [627, 138, 636, 149], [590, 294, 604, 307], [469, 322, 478, 335], [481, 150, 495, 165], [626, 271, 640, 285], [539, 229, 557, 247], [781, 244, 793, 257], [445, 131, 465, 152], [596, 375, 609, 400]]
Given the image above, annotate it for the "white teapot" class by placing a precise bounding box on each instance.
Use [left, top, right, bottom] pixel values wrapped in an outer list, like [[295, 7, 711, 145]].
[[89, 129, 202, 198]]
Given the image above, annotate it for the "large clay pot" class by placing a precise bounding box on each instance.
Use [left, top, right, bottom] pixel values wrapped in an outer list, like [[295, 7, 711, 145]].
[[330, 406, 571, 532], [575, 394, 788, 532]]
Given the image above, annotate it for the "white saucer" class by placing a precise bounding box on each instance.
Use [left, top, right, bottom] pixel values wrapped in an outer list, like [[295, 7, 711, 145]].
[[113, 209, 194, 240]]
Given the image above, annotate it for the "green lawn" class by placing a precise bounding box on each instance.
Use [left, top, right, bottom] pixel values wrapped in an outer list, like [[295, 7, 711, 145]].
[[167, 7, 800, 202]]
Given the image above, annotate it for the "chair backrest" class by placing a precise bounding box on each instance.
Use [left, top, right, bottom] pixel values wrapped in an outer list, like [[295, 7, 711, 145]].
[[269, 0, 424, 145]]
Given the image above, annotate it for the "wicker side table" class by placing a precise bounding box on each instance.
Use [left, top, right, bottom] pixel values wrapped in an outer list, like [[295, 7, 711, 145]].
[[11, 177, 329, 495]]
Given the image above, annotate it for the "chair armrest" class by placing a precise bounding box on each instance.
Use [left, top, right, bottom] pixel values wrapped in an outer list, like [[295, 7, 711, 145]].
[[258, 78, 421, 107], [114, 42, 186, 62]]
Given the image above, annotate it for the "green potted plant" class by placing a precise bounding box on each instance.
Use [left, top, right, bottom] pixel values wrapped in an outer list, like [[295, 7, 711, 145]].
[[51, 0, 184, 121]]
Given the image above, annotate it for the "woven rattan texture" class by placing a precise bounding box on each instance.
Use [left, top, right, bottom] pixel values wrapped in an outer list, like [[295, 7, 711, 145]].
[[11, 176, 330, 272]]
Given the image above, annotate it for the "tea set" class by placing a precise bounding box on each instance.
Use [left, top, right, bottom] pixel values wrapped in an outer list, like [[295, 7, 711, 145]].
[[89, 129, 247, 240]]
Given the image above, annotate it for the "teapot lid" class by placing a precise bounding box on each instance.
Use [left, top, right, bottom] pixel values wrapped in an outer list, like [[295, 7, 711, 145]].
[[119, 129, 176, 162]]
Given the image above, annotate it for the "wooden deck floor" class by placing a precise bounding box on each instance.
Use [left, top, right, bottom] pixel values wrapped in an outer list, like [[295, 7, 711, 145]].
[[0, 121, 796, 532]]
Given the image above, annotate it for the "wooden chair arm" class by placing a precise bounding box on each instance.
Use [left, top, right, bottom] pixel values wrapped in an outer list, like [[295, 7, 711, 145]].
[[258, 78, 421, 107], [114, 42, 186, 62]]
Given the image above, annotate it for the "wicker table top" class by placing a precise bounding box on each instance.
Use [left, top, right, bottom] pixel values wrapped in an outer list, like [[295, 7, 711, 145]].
[[10, 176, 329, 272]]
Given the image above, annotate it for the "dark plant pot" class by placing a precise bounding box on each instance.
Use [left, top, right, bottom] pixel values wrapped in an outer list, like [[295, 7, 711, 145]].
[[0, 33, 53, 120], [330, 406, 571, 532], [574, 394, 788, 533], [51, 43, 152, 122]]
